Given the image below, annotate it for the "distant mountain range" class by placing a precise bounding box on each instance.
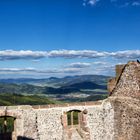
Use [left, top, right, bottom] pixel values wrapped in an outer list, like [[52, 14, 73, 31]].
[[0, 75, 110, 95], [63, 81, 106, 90], [0, 74, 110, 87], [0, 75, 111, 105]]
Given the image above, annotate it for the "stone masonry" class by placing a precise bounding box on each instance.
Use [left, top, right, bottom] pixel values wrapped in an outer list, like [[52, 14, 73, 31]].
[[0, 61, 140, 140]]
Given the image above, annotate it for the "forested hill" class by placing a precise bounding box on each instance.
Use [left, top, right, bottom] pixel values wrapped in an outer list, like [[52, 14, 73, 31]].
[[0, 75, 110, 87], [0, 81, 107, 95], [0, 75, 110, 105]]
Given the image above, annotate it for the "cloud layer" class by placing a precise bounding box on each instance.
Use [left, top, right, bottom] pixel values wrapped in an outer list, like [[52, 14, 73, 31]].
[[83, 0, 140, 7], [88, 0, 100, 6], [83, 0, 100, 6], [0, 61, 111, 76], [132, 1, 140, 6], [0, 50, 140, 60], [0, 67, 82, 74], [67, 62, 91, 68]]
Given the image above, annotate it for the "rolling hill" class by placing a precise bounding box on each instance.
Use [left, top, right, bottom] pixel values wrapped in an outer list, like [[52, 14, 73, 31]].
[[63, 81, 107, 90], [0, 75, 110, 87], [0, 94, 57, 106], [0, 81, 107, 95], [0, 75, 110, 105]]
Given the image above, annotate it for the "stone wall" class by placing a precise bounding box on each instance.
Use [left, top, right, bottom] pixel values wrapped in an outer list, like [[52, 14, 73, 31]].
[[0, 61, 140, 140], [108, 61, 140, 140], [109, 97, 140, 140], [109, 61, 140, 99], [0, 101, 115, 140]]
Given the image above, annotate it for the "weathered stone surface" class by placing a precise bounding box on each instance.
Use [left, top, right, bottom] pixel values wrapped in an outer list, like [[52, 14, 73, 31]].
[[115, 64, 125, 81], [109, 97, 140, 140], [108, 78, 117, 93], [111, 61, 140, 99]]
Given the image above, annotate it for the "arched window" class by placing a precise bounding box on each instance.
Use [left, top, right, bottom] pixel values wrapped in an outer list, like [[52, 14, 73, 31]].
[[0, 116, 15, 140], [67, 110, 81, 126]]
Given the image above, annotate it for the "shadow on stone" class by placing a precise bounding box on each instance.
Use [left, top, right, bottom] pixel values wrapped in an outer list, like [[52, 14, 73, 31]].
[[0, 133, 12, 140], [17, 136, 34, 140]]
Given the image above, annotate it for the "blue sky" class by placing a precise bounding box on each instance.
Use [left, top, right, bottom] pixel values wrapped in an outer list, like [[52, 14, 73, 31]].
[[0, 0, 140, 78]]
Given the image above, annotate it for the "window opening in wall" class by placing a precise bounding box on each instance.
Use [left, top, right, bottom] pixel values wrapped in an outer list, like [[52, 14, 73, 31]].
[[0, 116, 15, 140], [67, 110, 81, 126], [64, 110, 90, 140]]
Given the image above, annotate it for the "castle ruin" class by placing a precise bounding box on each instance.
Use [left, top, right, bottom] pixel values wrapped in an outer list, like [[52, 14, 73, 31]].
[[0, 61, 140, 140]]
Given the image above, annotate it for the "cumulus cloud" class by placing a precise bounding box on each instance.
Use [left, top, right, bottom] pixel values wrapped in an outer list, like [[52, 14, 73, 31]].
[[91, 64, 116, 75], [92, 61, 107, 65], [0, 50, 109, 60], [47, 50, 108, 58], [67, 62, 91, 68], [82, 0, 100, 6], [67, 61, 107, 69], [83, 0, 140, 7], [0, 67, 81, 74], [0, 67, 36, 73], [61, 68, 82, 73], [111, 0, 140, 7], [0, 49, 140, 60], [88, 0, 100, 5], [0, 50, 47, 60], [132, 1, 140, 6], [110, 50, 140, 59]]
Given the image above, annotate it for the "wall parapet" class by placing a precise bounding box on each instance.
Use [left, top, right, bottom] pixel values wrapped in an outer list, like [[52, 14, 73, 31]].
[[32, 101, 102, 109]]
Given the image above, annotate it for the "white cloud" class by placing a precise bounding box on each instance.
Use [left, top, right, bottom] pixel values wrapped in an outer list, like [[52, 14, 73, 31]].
[[0, 49, 140, 60], [84, 0, 140, 7], [112, 1, 140, 7], [67, 62, 91, 68], [92, 61, 107, 65], [0, 67, 36, 72], [61, 68, 82, 73], [91, 64, 116, 75], [0, 50, 47, 60], [47, 50, 108, 58], [132, 1, 140, 6], [0, 50, 109, 60], [88, 0, 99, 5], [110, 50, 140, 59], [0, 67, 81, 75], [83, 0, 100, 6], [0, 61, 125, 77]]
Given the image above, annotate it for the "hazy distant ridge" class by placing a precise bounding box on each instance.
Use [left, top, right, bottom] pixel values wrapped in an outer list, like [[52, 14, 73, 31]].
[[0, 75, 110, 95]]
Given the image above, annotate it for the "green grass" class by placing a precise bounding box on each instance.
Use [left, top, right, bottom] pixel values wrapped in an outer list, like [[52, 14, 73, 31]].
[[67, 111, 79, 125], [0, 117, 14, 133], [0, 93, 58, 106]]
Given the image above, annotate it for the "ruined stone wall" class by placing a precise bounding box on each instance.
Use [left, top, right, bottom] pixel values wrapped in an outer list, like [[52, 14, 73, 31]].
[[110, 61, 140, 99], [87, 100, 114, 140], [0, 101, 115, 140], [109, 97, 140, 140], [108, 61, 140, 140]]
